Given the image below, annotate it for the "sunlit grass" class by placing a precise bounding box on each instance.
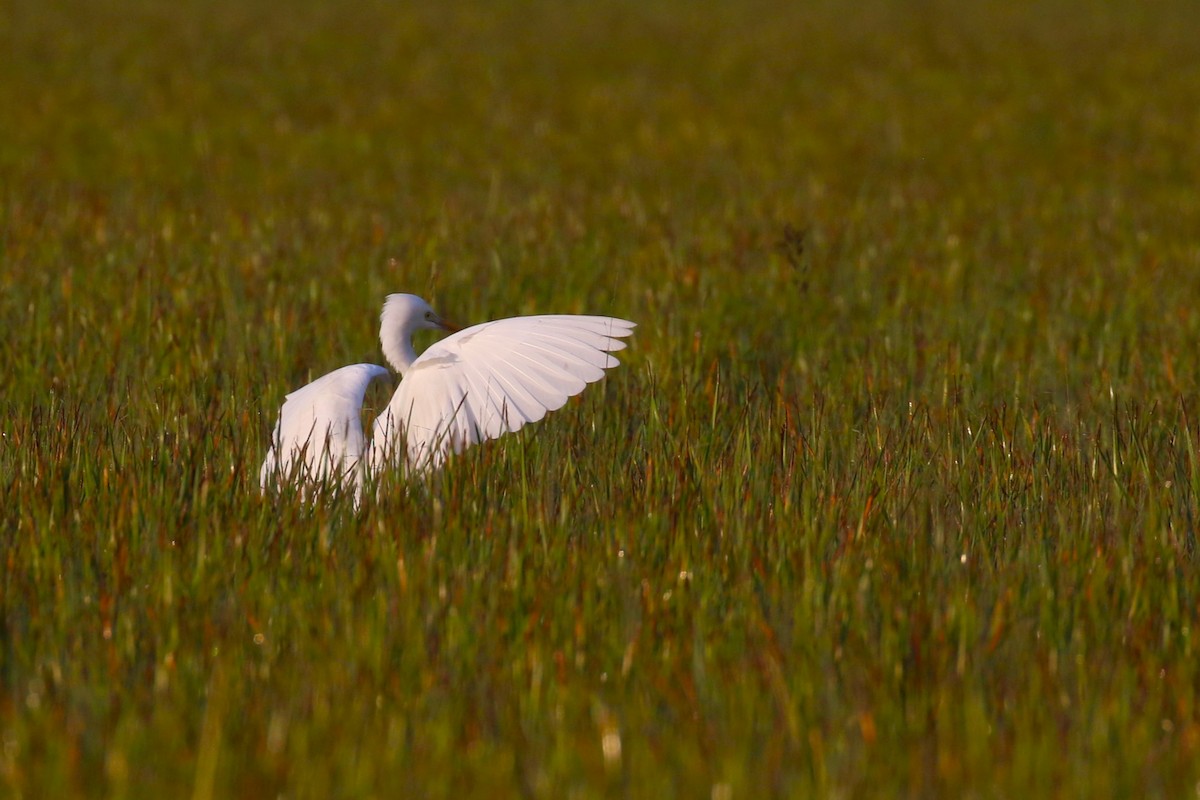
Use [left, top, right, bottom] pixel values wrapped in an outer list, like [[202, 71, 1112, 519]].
[[4, 0, 1200, 796]]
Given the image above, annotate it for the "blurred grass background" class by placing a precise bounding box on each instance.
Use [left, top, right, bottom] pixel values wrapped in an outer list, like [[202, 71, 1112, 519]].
[[3, 0, 1200, 796]]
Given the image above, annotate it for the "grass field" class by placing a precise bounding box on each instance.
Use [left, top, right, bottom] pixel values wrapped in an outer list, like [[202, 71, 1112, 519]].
[[4, 0, 1200, 796]]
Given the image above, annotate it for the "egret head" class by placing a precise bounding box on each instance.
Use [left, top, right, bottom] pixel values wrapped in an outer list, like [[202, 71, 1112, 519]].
[[384, 293, 455, 331], [380, 293, 459, 374]]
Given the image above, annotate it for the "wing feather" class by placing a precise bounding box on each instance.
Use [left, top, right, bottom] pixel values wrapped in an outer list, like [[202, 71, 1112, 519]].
[[371, 315, 635, 471], [502, 351, 589, 399], [260, 363, 390, 494]]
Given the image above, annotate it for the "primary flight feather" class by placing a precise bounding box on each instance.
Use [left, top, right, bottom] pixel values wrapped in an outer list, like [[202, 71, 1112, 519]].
[[260, 293, 635, 500]]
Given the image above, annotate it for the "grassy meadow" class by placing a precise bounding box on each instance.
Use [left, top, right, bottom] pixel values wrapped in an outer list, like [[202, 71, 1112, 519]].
[[4, 0, 1200, 795]]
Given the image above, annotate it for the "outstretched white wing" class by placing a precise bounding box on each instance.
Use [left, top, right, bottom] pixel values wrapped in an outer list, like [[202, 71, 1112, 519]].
[[370, 315, 635, 471], [260, 363, 390, 494]]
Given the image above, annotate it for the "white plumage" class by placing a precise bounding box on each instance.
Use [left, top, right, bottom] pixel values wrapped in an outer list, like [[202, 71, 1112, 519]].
[[260, 294, 635, 501], [259, 363, 390, 492]]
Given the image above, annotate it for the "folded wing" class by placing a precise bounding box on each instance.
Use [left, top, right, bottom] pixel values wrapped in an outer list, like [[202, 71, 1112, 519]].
[[260, 363, 390, 494], [370, 315, 635, 471]]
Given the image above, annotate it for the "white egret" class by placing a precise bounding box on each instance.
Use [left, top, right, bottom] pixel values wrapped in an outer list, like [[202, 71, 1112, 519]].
[[260, 293, 636, 500]]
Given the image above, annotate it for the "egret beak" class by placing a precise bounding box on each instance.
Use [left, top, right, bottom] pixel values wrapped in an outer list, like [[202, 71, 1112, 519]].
[[438, 317, 461, 333]]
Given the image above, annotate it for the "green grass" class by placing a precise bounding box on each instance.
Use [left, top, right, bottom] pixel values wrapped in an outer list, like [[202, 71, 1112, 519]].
[[4, 0, 1200, 796]]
